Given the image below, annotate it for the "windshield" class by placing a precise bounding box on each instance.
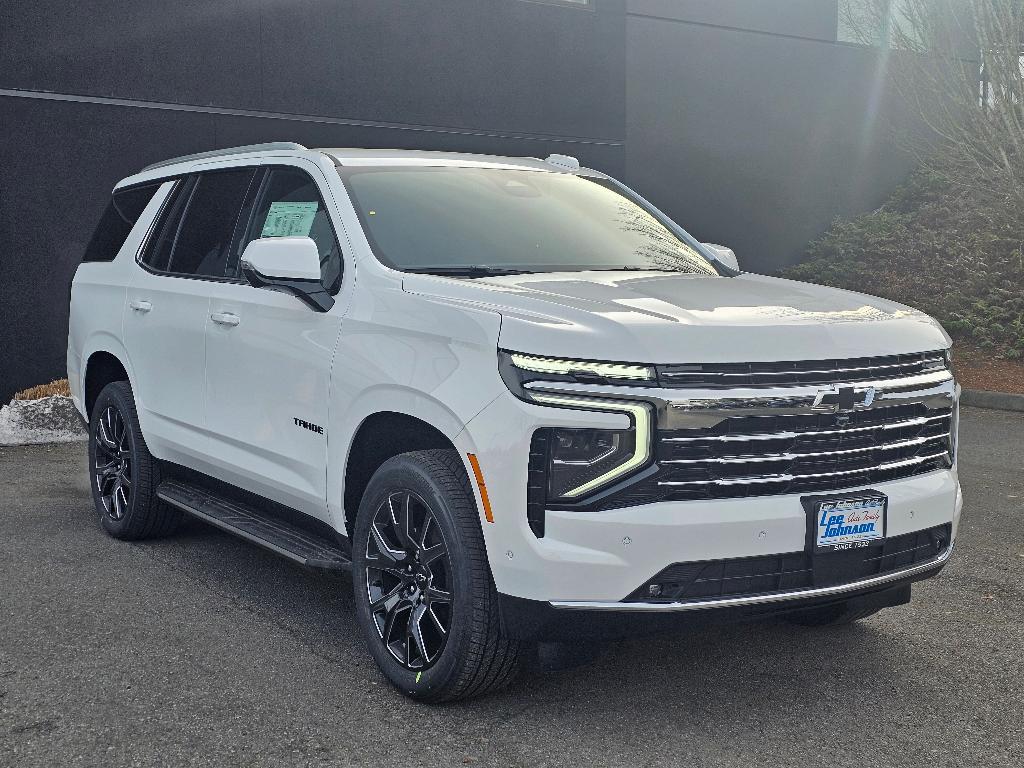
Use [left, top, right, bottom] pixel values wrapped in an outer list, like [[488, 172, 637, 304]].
[[337, 166, 721, 277]]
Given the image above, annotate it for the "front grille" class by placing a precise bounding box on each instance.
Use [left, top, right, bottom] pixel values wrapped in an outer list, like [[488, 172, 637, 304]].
[[596, 402, 953, 509], [656, 351, 947, 388], [625, 524, 951, 603]]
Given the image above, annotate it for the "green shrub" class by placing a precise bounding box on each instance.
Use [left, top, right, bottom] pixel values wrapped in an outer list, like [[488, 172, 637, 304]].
[[781, 168, 1024, 358]]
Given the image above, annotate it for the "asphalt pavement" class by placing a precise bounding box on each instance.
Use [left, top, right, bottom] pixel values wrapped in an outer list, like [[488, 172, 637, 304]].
[[1, 407, 1022, 767]]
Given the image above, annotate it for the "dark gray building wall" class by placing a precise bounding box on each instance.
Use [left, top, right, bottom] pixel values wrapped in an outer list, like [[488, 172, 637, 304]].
[[624, 0, 920, 274], [0, 0, 626, 403], [1, 0, 924, 403]]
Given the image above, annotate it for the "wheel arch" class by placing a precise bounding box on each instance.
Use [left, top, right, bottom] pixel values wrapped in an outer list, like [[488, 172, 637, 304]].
[[83, 348, 132, 419], [341, 410, 459, 538]]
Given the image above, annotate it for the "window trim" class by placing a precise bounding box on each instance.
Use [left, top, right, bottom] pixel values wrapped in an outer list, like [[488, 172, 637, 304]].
[[134, 162, 345, 294], [234, 164, 345, 296]]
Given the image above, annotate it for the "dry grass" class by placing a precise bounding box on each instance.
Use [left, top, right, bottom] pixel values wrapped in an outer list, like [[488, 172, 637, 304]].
[[13, 379, 71, 400]]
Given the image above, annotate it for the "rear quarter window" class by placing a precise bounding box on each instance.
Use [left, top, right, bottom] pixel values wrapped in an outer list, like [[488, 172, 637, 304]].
[[82, 183, 161, 263]]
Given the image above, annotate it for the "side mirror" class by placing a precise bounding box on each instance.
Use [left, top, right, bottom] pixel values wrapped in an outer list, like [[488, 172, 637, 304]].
[[240, 237, 334, 312], [702, 243, 740, 272]]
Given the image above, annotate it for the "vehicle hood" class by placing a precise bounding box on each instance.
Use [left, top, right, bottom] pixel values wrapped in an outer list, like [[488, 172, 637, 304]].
[[401, 271, 950, 364]]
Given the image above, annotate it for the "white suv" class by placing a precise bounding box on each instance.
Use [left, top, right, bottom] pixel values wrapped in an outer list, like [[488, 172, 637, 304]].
[[68, 143, 962, 701]]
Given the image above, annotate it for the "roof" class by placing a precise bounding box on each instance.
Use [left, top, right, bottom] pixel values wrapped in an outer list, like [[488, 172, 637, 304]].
[[115, 144, 593, 190], [317, 148, 571, 172]]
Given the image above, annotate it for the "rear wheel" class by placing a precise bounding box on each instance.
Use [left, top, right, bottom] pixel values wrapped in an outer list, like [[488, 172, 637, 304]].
[[88, 381, 181, 540], [352, 449, 521, 702]]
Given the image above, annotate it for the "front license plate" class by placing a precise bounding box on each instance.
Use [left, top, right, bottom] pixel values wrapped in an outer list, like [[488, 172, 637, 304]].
[[814, 496, 886, 551]]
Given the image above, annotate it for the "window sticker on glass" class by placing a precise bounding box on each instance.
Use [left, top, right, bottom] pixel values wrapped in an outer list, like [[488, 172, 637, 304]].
[[261, 201, 319, 238]]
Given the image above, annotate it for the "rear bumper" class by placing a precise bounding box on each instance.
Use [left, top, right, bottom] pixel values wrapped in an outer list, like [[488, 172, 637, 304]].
[[498, 546, 949, 641]]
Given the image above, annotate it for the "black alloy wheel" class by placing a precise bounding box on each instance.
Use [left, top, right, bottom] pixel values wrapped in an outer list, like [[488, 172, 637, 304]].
[[353, 449, 522, 702], [93, 405, 133, 521], [88, 380, 181, 540], [365, 490, 453, 670]]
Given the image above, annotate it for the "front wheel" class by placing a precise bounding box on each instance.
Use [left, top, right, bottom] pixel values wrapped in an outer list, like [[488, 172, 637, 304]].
[[352, 449, 522, 702]]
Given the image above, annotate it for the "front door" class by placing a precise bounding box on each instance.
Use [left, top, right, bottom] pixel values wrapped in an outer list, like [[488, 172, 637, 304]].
[[203, 163, 345, 520]]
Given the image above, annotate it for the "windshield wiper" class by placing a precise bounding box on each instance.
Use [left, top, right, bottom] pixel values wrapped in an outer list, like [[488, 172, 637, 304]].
[[404, 265, 534, 278], [584, 266, 688, 273]]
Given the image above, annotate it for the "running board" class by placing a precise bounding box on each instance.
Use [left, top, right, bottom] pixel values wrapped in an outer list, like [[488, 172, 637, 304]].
[[156, 479, 351, 570]]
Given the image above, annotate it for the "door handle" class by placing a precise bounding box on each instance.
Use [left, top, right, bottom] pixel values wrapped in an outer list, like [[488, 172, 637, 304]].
[[210, 312, 240, 327], [129, 300, 152, 313]]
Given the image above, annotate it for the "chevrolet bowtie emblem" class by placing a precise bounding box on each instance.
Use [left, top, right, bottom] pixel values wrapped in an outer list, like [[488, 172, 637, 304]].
[[812, 385, 876, 413]]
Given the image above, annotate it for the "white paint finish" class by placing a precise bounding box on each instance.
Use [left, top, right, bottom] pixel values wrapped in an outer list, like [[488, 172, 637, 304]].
[[240, 237, 322, 282], [69, 145, 962, 611], [123, 268, 211, 463], [403, 270, 950, 364], [324, 269, 509, 532], [202, 280, 342, 519], [68, 181, 175, 420]]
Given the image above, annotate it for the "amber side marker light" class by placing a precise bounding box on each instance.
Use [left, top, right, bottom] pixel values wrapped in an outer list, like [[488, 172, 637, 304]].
[[467, 453, 494, 523]]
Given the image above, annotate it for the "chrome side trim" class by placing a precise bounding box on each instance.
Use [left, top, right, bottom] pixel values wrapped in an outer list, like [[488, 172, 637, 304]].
[[549, 543, 954, 613]]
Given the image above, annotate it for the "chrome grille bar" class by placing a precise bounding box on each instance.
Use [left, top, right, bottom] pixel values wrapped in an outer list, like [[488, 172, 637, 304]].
[[660, 434, 948, 465], [660, 361, 931, 379], [656, 351, 948, 389], [656, 450, 951, 488], [661, 413, 950, 443]]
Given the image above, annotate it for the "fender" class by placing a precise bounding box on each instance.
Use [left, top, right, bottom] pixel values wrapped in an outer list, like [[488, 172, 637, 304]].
[[79, 334, 138, 415], [326, 384, 501, 534]]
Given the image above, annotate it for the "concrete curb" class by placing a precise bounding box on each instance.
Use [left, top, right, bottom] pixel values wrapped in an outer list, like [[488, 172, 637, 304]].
[[961, 389, 1024, 413]]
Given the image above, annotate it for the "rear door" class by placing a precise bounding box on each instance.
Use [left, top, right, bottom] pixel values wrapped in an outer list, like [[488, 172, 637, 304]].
[[202, 162, 345, 520], [124, 167, 258, 465]]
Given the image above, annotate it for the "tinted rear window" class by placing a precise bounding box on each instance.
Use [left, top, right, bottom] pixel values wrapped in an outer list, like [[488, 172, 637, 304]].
[[82, 183, 161, 263]]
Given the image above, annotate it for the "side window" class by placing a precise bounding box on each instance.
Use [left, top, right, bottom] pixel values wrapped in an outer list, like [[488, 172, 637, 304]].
[[241, 167, 343, 293], [141, 177, 194, 273], [82, 183, 160, 263], [168, 168, 257, 278]]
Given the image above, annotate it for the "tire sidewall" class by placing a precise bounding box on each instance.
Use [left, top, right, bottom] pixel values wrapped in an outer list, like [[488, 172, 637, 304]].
[[352, 455, 479, 700], [89, 384, 143, 537]]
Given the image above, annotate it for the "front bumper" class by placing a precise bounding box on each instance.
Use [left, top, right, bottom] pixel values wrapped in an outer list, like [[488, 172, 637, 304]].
[[465, 384, 961, 602], [497, 560, 941, 641]]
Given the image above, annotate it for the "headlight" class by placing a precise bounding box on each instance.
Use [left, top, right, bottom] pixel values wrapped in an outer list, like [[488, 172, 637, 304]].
[[529, 393, 652, 500], [921, 349, 952, 372]]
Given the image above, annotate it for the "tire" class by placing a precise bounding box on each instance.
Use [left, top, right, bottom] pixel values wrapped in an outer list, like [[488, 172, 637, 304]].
[[88, 381, 182, 540], [784, 601, 882, 627], [352, 449, 522, 702]]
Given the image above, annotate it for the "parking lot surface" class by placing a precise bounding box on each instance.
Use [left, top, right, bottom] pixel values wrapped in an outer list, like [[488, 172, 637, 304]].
[[1, 407, 1022, 767]]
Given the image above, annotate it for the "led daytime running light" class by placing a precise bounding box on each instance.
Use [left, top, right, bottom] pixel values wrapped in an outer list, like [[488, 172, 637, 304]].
[[510, 353, 652, 381]]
